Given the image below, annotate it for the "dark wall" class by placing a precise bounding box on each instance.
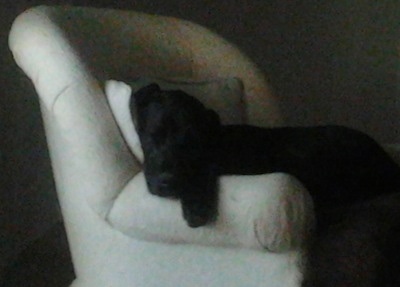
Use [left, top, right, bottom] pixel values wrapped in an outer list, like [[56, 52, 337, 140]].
[[1, 0, 399, 276], [0, 1, 59, 276], [75, 0, 400, 142]]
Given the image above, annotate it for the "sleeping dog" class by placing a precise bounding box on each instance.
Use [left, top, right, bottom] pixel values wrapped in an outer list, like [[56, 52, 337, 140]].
[[130, 83, 400, 228]]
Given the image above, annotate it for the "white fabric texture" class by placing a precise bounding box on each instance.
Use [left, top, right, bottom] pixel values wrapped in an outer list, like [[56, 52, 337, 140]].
[[9, 5, 313, 287], [108, 172, 314, 251]]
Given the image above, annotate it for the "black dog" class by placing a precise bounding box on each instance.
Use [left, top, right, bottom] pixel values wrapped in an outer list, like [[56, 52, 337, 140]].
[[131, 84, 400, 228], [131, 84, 220, 227]]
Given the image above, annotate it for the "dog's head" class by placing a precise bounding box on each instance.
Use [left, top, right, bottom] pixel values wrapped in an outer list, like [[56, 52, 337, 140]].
[[130, 84, 221, 227], [130, 84, 221, 198]]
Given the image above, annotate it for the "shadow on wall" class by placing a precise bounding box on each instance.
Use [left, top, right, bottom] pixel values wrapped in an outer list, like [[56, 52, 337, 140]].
[[0, 0, 62, 277], [135, 0, 399, 143], [263, 1, 400, 143], [75, 0, 400, 143]]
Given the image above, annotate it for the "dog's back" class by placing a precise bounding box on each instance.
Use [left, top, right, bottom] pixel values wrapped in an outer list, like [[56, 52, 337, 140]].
[[216, 124, 400, 214]]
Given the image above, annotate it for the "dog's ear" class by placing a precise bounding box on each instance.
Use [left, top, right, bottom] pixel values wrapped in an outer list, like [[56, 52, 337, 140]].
[[205, 109, 221, 127], [203, 109, 221, 141], [130, 83, 162, 129], [132, 83, 161, 108]]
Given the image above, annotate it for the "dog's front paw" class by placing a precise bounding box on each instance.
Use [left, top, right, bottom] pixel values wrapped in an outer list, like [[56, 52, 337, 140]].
[[181, 200, 217, 228]]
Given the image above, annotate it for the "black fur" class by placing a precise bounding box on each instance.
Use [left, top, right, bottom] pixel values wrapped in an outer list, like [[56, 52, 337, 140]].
[[217, 125, 400, 217], [130, 84, 400, 228], [131, 84, 220, 227]]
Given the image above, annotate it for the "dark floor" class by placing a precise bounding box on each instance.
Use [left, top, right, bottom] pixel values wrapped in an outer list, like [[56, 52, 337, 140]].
[[0, 222, 75, 287]]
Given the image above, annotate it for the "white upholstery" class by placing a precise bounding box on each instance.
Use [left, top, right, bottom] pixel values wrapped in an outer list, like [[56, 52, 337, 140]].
[[9, 5, 314, 287]]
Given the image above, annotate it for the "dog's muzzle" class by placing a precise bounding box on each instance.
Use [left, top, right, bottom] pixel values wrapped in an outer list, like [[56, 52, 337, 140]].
[[145, 173, 181, 198]]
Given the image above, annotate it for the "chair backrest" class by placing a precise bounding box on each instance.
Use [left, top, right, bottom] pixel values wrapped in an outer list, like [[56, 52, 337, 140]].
[[10, 5, 282, 126]]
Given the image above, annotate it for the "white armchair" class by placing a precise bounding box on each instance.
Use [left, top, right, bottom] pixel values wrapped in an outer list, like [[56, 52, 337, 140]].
[[9, 6, 314, 287]]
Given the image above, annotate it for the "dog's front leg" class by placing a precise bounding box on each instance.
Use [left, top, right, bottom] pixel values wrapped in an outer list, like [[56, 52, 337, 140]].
[[180, 165, 219, 228]]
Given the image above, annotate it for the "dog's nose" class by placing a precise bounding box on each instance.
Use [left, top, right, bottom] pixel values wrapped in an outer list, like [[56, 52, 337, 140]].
[[146, 174, 179, 198], [154, 174, 174, 187]]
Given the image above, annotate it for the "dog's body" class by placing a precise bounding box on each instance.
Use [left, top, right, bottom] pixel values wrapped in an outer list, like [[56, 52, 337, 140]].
[[131, 84, 400, 228], [216, 124, 400, 213]]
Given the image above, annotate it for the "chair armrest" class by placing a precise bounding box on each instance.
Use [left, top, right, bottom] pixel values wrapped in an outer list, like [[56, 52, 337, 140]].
[[108, 172, 314, 252], [9, 6, 139, 217]]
